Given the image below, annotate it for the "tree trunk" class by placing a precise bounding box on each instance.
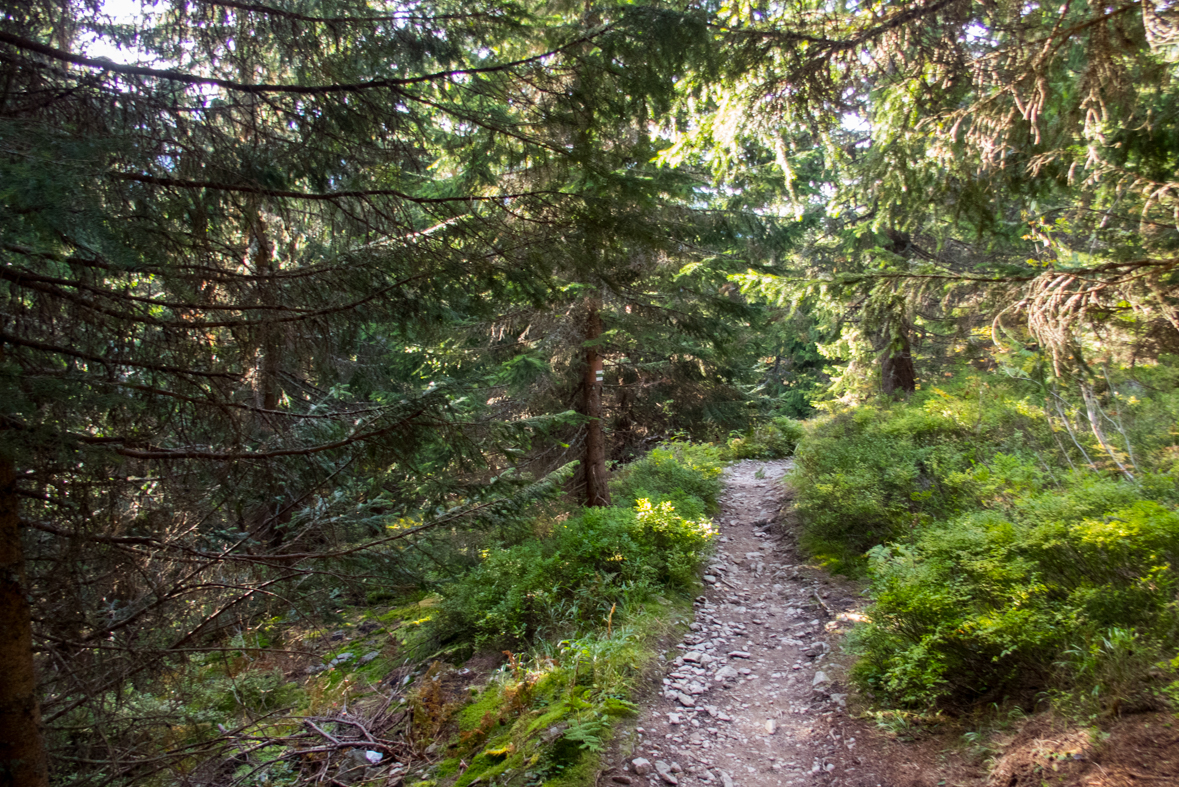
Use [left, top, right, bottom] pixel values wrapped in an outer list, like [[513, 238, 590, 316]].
[[0, 456, 50, 787], [248, 213, 289, 549], [583, 303, 611, 507], [881, 330, 916, 396], [879, 229, 917, 397], [251, 213, 281, 414]]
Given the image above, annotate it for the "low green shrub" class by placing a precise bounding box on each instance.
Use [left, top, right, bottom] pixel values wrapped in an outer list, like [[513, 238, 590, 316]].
[[190, 667, 303, 716], [792, 380, 1073, 571], [609, 441, 724, 514], [853, 487, 1179, 709], [722, 416, 806, 460], [439, 442, 719, 649], [792, 405, 960, 565], [793, 371, 1179, 715], [438, 501, 714, 648]]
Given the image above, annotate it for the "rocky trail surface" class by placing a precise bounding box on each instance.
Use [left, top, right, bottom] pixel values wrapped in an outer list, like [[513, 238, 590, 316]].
[[605, 460, 889, 787]]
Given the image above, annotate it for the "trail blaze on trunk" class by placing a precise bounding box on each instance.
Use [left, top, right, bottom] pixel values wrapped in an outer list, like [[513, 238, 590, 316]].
[[584, 303, 611, 508], [0, 456, 49, 787]]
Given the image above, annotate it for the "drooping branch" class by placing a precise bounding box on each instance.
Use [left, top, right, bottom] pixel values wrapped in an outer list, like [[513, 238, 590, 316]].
[[114, 172, 565, 204], [0, 27, 610, 95]]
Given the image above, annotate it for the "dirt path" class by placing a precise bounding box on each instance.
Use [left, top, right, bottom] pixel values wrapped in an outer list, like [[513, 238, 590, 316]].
[[607, 460, 883, 787]]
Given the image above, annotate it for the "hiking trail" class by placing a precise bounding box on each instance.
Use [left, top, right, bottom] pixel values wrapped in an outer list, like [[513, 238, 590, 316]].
[[605, 459, 884, 787]]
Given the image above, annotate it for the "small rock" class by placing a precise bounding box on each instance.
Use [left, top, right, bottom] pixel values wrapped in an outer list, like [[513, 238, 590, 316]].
[[613, 777, 634, 785], [330, 630, 346, 641], [683, 652, 703, 664], [812, 671, 830, 687], [825, 764, 835, 773], [830, 693, 847, 708], [668, 713, 683, 725], [764, 720, 777, 735], [655, 761, 678, 785], [670, 763, 683, 774], [632, 758, 654, 776], [718, 770, 734, 787], [703, 575, 718, 585], [713, 666, 739, 682], [727, 651, 751, 659], [675, 692, 696, 707], [804, 641, 828, 658], [359, 651, 380, 665]]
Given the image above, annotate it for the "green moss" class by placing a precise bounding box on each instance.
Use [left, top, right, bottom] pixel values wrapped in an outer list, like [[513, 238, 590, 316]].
[[454, 743, 515, 787], [521, 704, 573, 738], [436, 758, 463, 777], [432, 588, 690, 787], [458, 686, 506, 732], [541, 745, 600, 787], [377, 597, 435, 625]]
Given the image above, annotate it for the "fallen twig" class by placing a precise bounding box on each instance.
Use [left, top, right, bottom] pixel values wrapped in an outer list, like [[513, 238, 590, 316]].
[[304, 719, 342, 745]]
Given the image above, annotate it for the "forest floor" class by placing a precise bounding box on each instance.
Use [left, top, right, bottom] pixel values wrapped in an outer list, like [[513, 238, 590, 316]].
[[599, 460, 1179, 787]]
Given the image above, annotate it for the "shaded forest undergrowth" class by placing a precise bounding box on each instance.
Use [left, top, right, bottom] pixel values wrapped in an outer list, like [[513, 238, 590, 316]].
[[70, 442, 741, 787]]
